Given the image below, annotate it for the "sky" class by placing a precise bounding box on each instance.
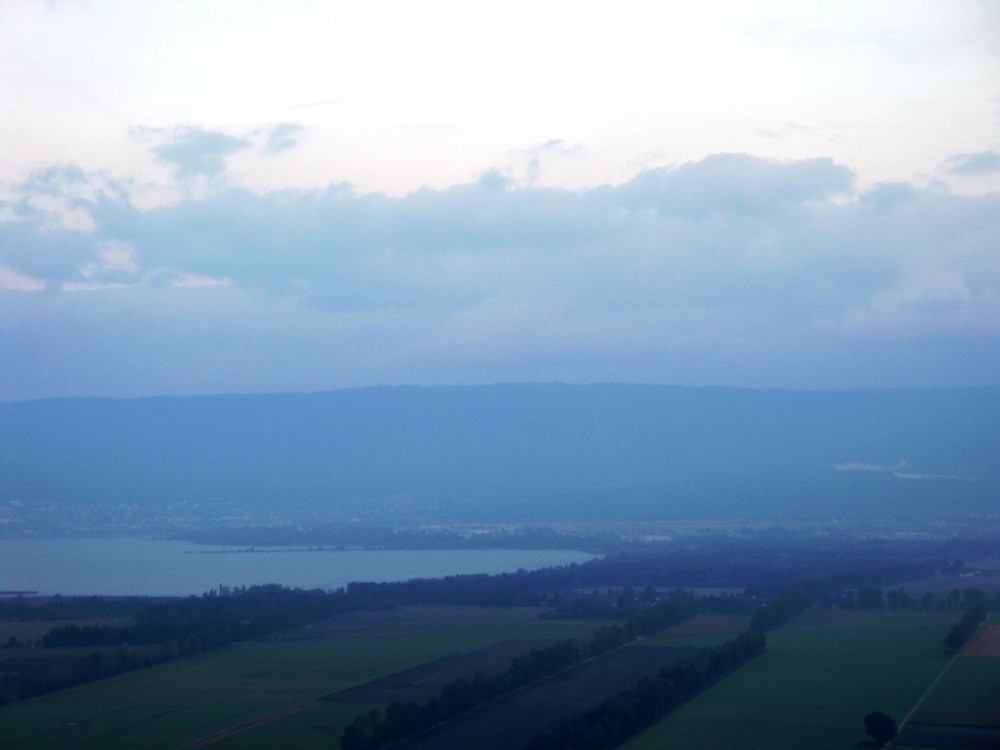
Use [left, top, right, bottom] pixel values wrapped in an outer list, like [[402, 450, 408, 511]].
[[1, 0, 999, 400]]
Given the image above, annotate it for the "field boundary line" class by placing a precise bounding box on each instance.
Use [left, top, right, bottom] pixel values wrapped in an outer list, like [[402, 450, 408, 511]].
[[898, 651, 960, 731]]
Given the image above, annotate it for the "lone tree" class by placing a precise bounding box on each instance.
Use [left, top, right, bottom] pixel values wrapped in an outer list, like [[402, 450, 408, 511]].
[[863, 711, 898, 745]]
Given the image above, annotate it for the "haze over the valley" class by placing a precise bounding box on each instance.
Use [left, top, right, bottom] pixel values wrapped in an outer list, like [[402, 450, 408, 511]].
[[3, 385, 999, 536]]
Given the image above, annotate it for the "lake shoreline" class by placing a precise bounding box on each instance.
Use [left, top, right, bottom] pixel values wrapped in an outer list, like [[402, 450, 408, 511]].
[[1, 537, 597, 598]]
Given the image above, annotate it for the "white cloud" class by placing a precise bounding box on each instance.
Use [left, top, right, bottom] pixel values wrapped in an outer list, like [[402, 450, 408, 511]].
[[1, 152, 998, 398], [98, 241, 139, 273], [171, 273, 231, 288], [3, 1, 999, 198], [61, 280, 129, 292], [835, 462, 892, 472], [834, 461, 960, 481], [25, 195, 96, 233], [0, 265, 45, 292]]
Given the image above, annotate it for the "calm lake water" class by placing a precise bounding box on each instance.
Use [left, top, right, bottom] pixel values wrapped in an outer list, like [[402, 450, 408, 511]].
[[0, 537, 597, 597]]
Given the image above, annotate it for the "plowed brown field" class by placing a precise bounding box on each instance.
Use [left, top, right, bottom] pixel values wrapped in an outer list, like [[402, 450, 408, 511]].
[[963, 626, 1000, 656]]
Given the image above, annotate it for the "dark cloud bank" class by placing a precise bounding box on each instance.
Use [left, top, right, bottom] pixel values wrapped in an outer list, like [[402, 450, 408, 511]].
[[1, 153, 998, 399]]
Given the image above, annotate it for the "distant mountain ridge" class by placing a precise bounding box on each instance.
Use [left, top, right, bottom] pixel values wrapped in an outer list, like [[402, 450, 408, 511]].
[[2, 384, 998, 528]]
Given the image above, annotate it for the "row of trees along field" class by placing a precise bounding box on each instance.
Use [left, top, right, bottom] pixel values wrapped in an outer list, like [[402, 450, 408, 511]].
[[520, 588, 986, 750], [523, 587, 811, 750], [340, 582, 820, 750], [944, 605, 987, 652], [0, 643, 166, 704], [0, 585, 363, 703], [339, 591, 699, 750], [823, 585, 990, 612], [747, 589, 811, 630], [525, 629, 767, 750]]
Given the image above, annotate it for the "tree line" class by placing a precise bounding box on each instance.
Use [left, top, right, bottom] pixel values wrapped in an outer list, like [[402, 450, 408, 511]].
[[524, 629, 767, 750], [748, 589, 811, 631], [0, 585, 364, 703], [340, 591, 699, 750], [943, 604, 986, 653], [0, 643, 169, 703], [341, 641, 581, 750], [346, 586, 797, 750], [822, 585, 993, 613], [0, 595, 149, 622]]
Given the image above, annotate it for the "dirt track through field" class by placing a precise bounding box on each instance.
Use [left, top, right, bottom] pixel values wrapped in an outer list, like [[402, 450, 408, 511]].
[[184, 702, 319, 747], [898, 622, 994, 734], [898, 650, 962, 732]]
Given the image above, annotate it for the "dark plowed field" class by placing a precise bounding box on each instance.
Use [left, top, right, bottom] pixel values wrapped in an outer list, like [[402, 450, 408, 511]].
[[394, 644, 701, 750], [324, 639, 560, 705]]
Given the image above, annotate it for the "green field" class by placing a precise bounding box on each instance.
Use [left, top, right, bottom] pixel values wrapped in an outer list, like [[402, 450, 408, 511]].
[[620, 609, 957, 750], [1, 606, 613, 750], [914, 656, 1000, 716]]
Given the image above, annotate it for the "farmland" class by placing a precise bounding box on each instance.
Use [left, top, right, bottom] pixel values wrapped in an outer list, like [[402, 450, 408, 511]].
[[639, 613, 752, 649], [1, 606, 978, 750], [619, 609, 958, 750], [3, 605, 995, 750], [1, 606, 615, 750], [896, 617, 1000, 750], [388, 644, 703, 750], [2, 588, 996, 749]]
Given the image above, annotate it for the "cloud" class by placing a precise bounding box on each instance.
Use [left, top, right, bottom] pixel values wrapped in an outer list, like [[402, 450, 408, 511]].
[[513, 139, 580, 160], [834, 461, 960, 481], [940, 151, 1000, 176], [835, 462, 895, 472], [2, 153, 999, 398], [0, 214, 100, 284], [0, 265, 45, 291], [263, 123, 305, 154], [4, 165, 129, 232], [150, 127, 251, 179], [506, 138, 583, 185], [61, 279, 129, 292], [75, 240, 143, 287], [0, 170, 141, 285], [617, 153, 854, 216], [171, 273, 231, 288]]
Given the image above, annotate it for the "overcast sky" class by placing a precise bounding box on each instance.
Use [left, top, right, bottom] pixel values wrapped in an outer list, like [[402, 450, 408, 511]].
[[2, 0, 999, 400]]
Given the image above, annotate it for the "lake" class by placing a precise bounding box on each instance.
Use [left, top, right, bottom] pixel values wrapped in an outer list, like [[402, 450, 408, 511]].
[[0, 537, 597, 597]]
